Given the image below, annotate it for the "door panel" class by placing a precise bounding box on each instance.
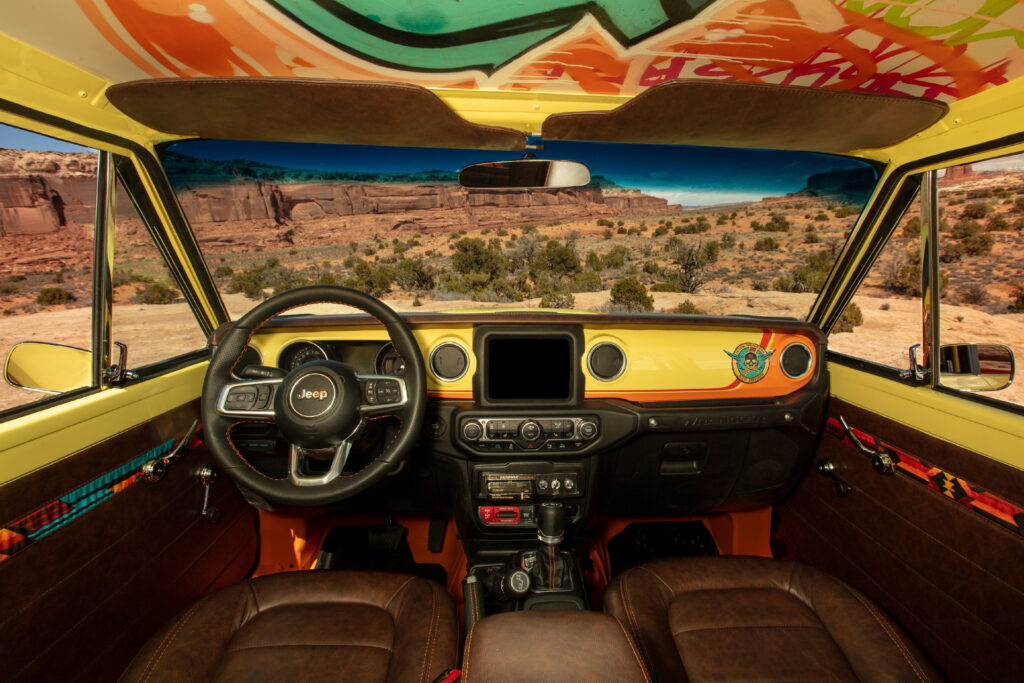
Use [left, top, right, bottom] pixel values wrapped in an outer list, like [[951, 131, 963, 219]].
[[0, 400, 258, 681], [774, 397, 1024, 681]]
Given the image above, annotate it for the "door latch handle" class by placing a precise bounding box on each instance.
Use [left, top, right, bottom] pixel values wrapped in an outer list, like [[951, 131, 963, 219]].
[[141, 419, 200, 484], [817, 459, 852, 497], [838, 416, 896, 475], [198, 465, 220, 522]]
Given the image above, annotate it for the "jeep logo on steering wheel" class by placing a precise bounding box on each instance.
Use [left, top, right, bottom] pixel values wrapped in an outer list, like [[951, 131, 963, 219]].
[[289, 372, 337, 418]]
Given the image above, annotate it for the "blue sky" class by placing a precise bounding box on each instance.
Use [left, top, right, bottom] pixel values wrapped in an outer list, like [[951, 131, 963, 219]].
[[0, 123, 92, 153], [169, 138, 875, 207]]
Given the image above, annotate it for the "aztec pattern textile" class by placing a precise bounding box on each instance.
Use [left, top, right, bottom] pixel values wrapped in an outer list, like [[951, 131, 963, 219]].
[[825, 417, 1024, 538], [0, 439, 174, 563]]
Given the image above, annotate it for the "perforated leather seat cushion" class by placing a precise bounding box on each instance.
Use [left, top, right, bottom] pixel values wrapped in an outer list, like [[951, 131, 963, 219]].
[[120, 571, 458, 683], [605, 557, 940, 682]]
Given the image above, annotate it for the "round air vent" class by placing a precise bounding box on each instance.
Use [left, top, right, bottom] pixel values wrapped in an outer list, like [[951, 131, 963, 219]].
[[588, 342, 626, 381], [781, 343, 813, 379], [430, 342, 469, 382]]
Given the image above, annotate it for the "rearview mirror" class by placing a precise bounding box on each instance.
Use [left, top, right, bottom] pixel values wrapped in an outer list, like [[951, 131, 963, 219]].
[[4, 341, 91, 394], [458, 159, 591, 189], [938, 343, 1014, 392]]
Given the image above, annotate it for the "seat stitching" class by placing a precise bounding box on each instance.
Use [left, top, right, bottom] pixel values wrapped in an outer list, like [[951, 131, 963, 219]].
[[385, 576, 418, 612], [227, 642, 393, 653], [671, 624, 826, 637], [620, 571, 655, 671], [614, 616, 653, 683], [636, 565, 674, 596], [419, 586, 439, 682], [140, 598, 204, 683], [844, 585, 927, 683], [461, 624, 476, 683]]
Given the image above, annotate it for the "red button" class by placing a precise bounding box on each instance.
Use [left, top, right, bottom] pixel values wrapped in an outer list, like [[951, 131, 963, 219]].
[[479, 506, 495, 522]]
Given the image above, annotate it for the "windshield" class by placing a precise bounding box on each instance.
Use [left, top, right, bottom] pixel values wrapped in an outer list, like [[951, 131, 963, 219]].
[[163, 139, 878, 318]]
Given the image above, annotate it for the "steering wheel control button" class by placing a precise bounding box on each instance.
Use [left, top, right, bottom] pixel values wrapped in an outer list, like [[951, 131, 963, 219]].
[[288, 372, 337, 418], [225, 388, 257, 410]]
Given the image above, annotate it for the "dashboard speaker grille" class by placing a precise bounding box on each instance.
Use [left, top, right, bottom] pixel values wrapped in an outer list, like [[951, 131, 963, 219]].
[[781, 343, 812, 379], [430, 342, 469, 381], [588, 343, 626, 381]]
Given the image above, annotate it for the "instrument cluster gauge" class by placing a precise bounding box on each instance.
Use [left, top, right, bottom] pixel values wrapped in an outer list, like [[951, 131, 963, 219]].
[[278, 341, 332, 372], [375, 343, 407, 376]]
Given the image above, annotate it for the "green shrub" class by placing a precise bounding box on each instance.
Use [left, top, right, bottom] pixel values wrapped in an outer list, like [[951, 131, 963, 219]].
[[650, 281, 681, 292], [36, 287, 76, 305], [654, 225, 668, 237], [569, 270, 603, 292], [0, 284, 18, 296], [213, 265, 234, 278], [752, 212, 791, 232], [132, 281, 179, 305], [1008, 287, 1024, 313], [392, 258, 435, 291], [345, 260, 394, 297], [531, 240, 580, 280], [753, 237, 779, 251], [601, 245, 629, 269], [772, 250, 834, 293], [539, 290, 575, 309], [961, 231, 994, 256], [986, 214, 1009, 231], [901, 215, 921, 238], [961, 202, 992, 219], [833, 204, 859, 218], [951, 220, 983, 238], [610, 277, 654, 312], [833, 301, 863, 333], [673, 299, 704, 314]]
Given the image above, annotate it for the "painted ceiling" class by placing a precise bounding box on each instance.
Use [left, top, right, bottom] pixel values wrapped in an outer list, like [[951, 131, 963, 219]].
[[3, 1, 1023, 102]]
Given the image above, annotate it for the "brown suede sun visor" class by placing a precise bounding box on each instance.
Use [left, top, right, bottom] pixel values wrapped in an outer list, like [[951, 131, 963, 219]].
[[542, 80, 948, 153], [106, 77, 526, 150]]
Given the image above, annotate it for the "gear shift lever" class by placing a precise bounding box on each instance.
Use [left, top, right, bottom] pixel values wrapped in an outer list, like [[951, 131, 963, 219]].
[[537, 502, 566, 546]]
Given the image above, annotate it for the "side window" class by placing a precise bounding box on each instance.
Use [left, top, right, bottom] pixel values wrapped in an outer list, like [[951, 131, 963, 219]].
[[936, 154, 1024, 408], [828, 188, 923, 369], [0, 124, 96, 412], [111, 177, 206, 366]]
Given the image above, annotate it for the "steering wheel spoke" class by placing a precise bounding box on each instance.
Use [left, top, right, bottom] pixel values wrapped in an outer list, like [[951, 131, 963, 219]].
[[357, 373, 410, 419], [215, 378, 281, 419], [288, 441, 351, 487]]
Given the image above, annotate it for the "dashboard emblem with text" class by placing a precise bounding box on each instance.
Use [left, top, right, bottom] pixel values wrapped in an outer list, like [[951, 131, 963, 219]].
[[725, 343, 775, 384]]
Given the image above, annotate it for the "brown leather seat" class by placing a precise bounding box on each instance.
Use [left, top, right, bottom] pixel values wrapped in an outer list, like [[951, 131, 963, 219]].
[[605, 557, 940, 682], [120, 570, 458, 683]]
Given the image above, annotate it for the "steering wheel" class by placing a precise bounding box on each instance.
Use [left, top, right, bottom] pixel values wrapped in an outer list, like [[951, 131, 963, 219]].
[[201, 286, 426, 506]]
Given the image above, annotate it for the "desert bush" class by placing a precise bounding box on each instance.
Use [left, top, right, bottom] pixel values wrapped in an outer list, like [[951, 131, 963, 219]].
[[772, 250, 834, 293], [344, 260, 393, 297], [1008, 287, 1024, 313], [392, 258, 435, 291], [961, 202, 992, 219], [603, 229, 613, 240], [833, 301, 864, 333], [569, 270, 603, 292], [654, 225, 668, 237], [36, 287, 76, 305], [0, 284, 18, 296], [642, 261, 660, 275], [720, 233, 736, 248], [753, 237, 780, 251], [833, 204, 859, 218], [673, 299, 704, 314], [131, 281, 179, 305], [958, 283, 989, 305], [539, 290, 575, 309], [452, 238, 508, 280], [213, 265, 234, 278], [651, 282, 681, 292], [986, 214, 1009, 231], [901, 215, 921, 238], [752, 212, 791, 232], [602, 245, 629, 269], [716, 215, 728, 225], [804, 230, 821, 244], [531, 240, 580, 280], [961, 231, 994, 256], [950, 220, 983, 238], [610, 277, 654, 312]]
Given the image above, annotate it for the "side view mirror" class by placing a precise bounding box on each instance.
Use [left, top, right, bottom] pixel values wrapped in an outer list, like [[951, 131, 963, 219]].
[[4, 341, 91, 394], [938, 343, 1014, 392], [458, 159, 591, 189]]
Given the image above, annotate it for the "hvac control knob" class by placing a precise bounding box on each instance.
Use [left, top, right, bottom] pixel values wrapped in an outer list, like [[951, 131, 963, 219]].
[[463, 421, 483, 441], [520, 421, 541, 441], [578, 420, 598, 439]]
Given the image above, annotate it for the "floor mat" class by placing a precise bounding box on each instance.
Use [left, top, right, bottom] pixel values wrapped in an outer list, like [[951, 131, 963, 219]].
[[607, 521, 718, 575], [317, 524, 448, 586]]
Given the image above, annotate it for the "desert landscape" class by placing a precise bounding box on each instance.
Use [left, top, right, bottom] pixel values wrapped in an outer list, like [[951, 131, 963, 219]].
[[2, 149, 1022, 411]]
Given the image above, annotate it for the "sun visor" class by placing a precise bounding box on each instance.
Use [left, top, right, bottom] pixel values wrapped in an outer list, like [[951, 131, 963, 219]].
[[107, 78, 526, 150], [542, 80, 948, 153]]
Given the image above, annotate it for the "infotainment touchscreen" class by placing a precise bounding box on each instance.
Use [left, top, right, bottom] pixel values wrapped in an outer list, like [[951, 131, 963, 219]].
[[485, 336, 572, 401]]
